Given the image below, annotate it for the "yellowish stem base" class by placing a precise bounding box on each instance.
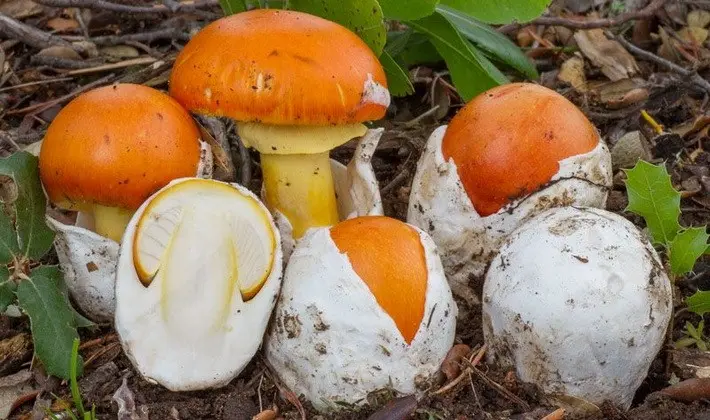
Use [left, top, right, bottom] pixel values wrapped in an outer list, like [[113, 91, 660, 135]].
[[93, 204, 135, 243], [260, 152, 339, 238]]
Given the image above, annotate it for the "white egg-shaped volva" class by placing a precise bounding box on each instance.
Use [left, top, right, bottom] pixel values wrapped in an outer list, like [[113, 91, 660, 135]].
[[115, 177, 282, 391], [264, 216, 457, 412], [407, 83, 612, 302], [482, 206, 672, 409]]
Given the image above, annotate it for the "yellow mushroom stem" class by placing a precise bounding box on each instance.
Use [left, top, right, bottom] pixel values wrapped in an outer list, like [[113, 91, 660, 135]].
[[92, 204, 135, 243], [237, 122, 368, 239]]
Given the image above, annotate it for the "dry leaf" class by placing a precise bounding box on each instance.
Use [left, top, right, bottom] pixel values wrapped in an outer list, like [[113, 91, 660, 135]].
[[0, 370, 34, 419], [100, 45, 141, 59], [558, 55, 587, 92], [611, 131, 652, 170], [688, 10, 710, 28], [574, 29, 640, 81], [0, 0, 42, 19], [37, 45, 82, 60], [46, 17, 79, 33], [660, 378, 710, 402], [678, 26, 709, 46], [440, 343, 471, 381]]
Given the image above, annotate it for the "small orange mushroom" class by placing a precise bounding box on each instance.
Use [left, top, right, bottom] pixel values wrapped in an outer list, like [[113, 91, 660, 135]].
[[39, 83, 205, 242], [330, 216, 427, 344], [169, 9, 390, 238], [441, 83, 599, 216]]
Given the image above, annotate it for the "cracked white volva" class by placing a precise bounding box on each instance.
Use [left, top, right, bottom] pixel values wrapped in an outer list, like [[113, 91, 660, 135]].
[[482, 206, 672, 409], [361, 73, 391, 108], [115, 178, 283, 391], [264, 223, 457, 412], [269, 128, 384, 261], [47, 140, 213, 323], [406, 125, 613, 302]]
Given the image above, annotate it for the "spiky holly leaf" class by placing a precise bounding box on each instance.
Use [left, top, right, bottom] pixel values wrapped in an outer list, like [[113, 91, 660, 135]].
[[688, 290, 710, 317], [670, 227, 710, 276], [624, 160, 681, 245]]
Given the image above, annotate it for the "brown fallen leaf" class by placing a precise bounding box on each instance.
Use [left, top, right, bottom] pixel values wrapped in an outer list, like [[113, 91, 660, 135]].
[[46, 17, 79, 33], [253, 407, 279, 420], [37, 45, 82, 60], [440, 343, 472, 381], [659, 378, 710, 402], [0, 0, 42, 19], [688, 10, 710, 28], [366, 394, 417, 420], [541, 408, 565, 420], [574, 29, 640, 81], [558, 56, 587, 92]]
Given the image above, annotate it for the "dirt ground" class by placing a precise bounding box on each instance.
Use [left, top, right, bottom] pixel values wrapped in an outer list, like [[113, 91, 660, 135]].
[[1, 0, 710, 419]]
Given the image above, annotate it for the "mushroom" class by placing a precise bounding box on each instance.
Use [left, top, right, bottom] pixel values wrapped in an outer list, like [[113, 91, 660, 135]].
[[407, 83, 612, 302], [38, 83, 212, 322], [115, 177, 282, 391], [482, 206, 672, 409], [264, 215, 456, 412], [168, 9, 390, 240]]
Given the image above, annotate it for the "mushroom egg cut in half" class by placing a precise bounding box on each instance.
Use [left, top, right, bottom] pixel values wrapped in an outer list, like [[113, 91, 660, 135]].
[[37, 83, 212, 322], [168, 9, 390, 242], [265, 216, 457, 412], [407, 82, 612, 301]]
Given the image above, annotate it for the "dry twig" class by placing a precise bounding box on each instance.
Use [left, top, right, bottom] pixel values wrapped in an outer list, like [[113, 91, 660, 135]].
[[34, 0, 219, 14], [499, 0, 665, 33], [6, 73, 114, 115], [0, 13, 77, 51]]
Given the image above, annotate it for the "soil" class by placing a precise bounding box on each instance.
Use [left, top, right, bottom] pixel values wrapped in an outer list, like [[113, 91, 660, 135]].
[[2, 0, 710, 419]]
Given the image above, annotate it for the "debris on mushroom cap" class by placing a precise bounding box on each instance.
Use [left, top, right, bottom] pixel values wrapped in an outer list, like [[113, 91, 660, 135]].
[[482, 206, 672, 409], [168, 9, 389, 239], [264, 216, 456, 412], [115, 177, 282, 391], [168, 9, 389, 126], [406, 84, 612, 302], [273, 128, 385, 260]]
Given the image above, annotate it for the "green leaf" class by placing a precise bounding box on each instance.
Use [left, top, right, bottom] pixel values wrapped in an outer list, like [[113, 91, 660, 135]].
[[0, 266, 15, 312], [218, 0, 247, 14], [287, 0, 386, 55], [670, 227, 710, 276], [385, 30, 413, 57], [624, 160, 681, 246], [436, 5, 538, 79], [0, 209, 19, 265], [31, 265, 95, 329], [0, 152, 54, 260], [439, 0, 551, 25], [380, 51, 414, 96], [396, 32, 443, 67], [379, 0, 438, 20], [17, 273, 82, 379], [688, 290, 710, 316], [408, 11, 506, 101]]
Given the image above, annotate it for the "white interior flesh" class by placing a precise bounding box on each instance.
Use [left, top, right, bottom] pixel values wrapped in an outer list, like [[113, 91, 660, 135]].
[[268, 129, 385, 262], [264, 224, 457, 412], [482, 206, 672, 409], [115, 177, 283, 391], [406, 125, 612, 301], [361, 73, 391, 108]]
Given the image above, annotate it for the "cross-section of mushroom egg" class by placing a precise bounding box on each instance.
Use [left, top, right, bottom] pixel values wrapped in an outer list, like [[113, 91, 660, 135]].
[[115, 177, 282, 391], [407, 83, 612, 301], [264, 216, 456, 412]]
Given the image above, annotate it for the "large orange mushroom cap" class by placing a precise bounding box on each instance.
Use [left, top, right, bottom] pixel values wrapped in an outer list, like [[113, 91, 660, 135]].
[[168, 9, 389, 126], [39, 83, 203, 211], [441, 83, 599, 217], [329, 216, 427, 344]]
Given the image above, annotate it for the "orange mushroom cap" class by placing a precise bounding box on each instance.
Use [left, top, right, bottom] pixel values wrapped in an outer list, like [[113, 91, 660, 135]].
[[39, 83, 203, 211], [441, 83, 599, 217], [329, 216, 427, 344], [168, 9, 388, 126]]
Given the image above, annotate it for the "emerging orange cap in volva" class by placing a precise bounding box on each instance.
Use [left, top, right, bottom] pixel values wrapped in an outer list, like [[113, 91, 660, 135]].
[[168, 9, 389, 126], [330, 216, 427, 344], [39, 83, 203, 211], [441, 83, 599, 217]]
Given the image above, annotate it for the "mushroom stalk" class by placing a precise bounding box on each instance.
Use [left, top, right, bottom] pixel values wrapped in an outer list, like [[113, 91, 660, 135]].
[[260, 152, 339, 238], [92, 204, 135, 242]]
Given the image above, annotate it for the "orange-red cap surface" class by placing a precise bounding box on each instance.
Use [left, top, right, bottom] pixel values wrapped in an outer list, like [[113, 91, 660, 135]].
[[39, 83, 203, 210], [441, 83, 599, 216], [330, 216, 427, 344], [169, 9, 389, 126]]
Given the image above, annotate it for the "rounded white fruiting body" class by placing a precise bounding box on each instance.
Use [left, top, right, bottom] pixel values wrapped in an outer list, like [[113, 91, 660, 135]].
[[45, 141, 212, 323], [407, 126, 613, 301], [264, 224, 457, 412], [114, 177, 281, 391], [482, 206, 672, 409]]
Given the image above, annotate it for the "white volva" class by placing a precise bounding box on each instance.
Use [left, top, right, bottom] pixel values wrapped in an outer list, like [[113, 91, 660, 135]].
[[45, 141, 213, 323], [115, 177, 282, 391], [264, 224, 457, 412], [482, 206, 672, 409], [407, 126, 612, 302]]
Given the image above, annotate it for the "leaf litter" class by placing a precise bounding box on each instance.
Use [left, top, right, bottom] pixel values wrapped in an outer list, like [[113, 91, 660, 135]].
[[1, 0, 710, 419]]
